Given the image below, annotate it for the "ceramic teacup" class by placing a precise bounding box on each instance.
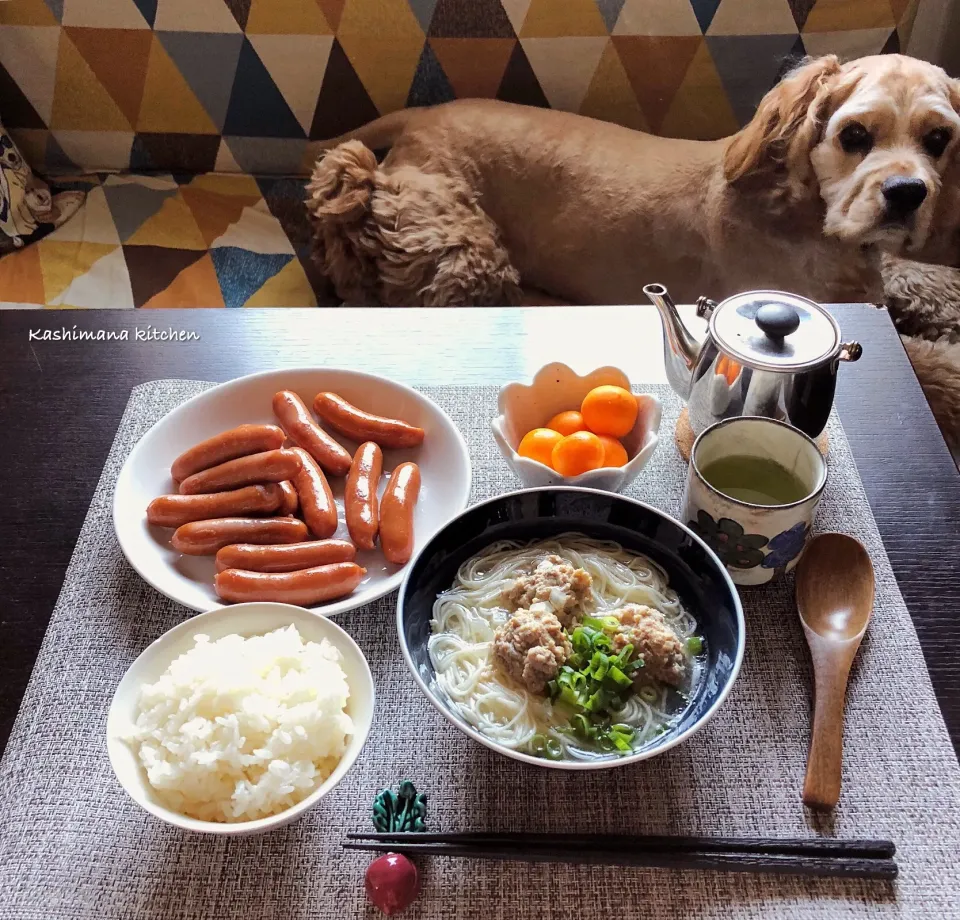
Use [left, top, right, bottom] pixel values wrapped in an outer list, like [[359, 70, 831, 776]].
[[681, 417, 827, 586]]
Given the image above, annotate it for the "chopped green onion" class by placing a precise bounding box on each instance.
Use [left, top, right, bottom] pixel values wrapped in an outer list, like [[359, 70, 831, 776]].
[[638, 684, 658, 704], [571, 714, 593, 739], [555, 616, 670, 756], [530, 733, 565, 760], [589, 651, 609, 680], [607, 665, 633, 689], [582, 615, 619, 632], [610, 731, 634, 752], [571, 625, 600, 651], [685, 636, 704, 655], [585, 690, 608, 712]]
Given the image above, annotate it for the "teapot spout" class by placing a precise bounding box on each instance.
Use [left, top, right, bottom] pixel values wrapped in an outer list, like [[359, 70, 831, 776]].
[[643, 283, 702, 400]]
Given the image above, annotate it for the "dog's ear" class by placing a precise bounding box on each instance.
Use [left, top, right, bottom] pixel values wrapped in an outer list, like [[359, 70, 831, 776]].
[[724, 55, 842, 200], [927, 80, 960, 268]]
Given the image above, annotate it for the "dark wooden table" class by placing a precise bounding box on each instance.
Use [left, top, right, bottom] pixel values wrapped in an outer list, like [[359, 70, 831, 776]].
[[1, 306, 958, 758]]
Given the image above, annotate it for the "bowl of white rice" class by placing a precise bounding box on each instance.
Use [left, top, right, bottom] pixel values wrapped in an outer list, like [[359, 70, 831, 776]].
[[107, 602, 374, 835]]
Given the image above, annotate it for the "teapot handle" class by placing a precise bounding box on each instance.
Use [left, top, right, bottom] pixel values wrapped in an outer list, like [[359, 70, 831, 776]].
[[696, 296, 718, 319]]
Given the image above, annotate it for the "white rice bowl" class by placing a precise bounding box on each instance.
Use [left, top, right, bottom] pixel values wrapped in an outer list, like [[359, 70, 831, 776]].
[[123, 624, 353, 823]]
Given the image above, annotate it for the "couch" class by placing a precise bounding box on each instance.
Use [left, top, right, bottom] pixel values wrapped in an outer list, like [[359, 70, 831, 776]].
[[0, 0, 945, 309]]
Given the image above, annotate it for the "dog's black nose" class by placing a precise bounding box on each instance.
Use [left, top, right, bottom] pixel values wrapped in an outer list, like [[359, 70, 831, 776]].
[[881, 176, 928, 214]]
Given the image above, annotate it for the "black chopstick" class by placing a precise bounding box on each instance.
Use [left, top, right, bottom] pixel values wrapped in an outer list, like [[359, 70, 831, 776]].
[[342, 841, 897, 881], [346, 832, 895, 860]]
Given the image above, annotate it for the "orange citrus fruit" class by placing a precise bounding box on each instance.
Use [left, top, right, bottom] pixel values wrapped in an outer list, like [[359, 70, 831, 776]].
[[545, 410, 586, 436], [598, 435, 629, 468], [518, 428, 563, 468], [581, 385, 639, 438], [551, 431, 605, 477]]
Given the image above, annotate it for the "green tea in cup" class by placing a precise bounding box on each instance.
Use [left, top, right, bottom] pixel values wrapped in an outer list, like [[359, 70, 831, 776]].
[[698, 455, 810, 506], [682, 417, 827, 585]]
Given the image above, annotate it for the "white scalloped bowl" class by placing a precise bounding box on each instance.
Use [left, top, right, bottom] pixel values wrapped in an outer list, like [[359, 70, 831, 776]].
[[491, 363, 662, 492]]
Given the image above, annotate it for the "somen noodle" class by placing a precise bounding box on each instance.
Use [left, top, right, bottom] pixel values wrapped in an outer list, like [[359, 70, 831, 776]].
[[428, 534, 703, 761]]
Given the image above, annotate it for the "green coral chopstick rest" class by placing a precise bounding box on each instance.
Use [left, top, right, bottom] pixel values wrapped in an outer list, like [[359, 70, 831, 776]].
[[372, 780, 427, 833]]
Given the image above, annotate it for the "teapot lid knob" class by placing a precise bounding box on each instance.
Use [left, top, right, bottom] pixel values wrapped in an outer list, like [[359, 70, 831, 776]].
[[755, 302, 800, 339]]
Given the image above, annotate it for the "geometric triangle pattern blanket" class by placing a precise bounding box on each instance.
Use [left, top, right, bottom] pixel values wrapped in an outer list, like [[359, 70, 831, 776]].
[[0, 171, 336, 307], [0, 0, 921, 176]]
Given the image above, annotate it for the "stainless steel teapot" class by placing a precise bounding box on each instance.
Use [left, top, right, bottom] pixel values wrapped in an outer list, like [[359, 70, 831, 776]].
[[643, 284, 862, 438]]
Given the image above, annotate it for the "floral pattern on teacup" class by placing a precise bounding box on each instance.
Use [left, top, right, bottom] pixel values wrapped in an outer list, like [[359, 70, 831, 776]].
[[760, 522, 811, 577], [688, 510, 768, 569], [762, 521, 810, 569], [690, 512, 813, 576]]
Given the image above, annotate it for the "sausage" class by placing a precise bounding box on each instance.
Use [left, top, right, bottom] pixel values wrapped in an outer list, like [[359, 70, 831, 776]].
[[379, 462, 421, 565], [214, 562, 366, 605], [272, 390, 352, 476], [291, 447, 338, 539], [345, 441, 383, 550], [171, 517, 308, 556], [278, 480, 299, 516], [147, 484, 283, 528], [312, 392, 425, 449], [215, 539, 356, 573], [178, 448, 302, 495], [171, 424, 285, 482]]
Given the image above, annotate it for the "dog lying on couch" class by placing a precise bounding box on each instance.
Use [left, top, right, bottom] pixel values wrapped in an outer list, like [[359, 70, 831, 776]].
[[307, 53, 960, 454]]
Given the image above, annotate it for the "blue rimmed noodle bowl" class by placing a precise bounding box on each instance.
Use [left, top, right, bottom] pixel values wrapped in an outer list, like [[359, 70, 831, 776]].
[[396, 487, 745, 770]]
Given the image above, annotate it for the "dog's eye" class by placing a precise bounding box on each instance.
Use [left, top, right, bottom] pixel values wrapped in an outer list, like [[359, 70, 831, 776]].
[[839, 122, 873, 154], [922, 127, 952, 158]]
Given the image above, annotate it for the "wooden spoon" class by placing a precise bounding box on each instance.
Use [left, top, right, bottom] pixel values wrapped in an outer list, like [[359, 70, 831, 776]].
[[795, 533, 875, 809]]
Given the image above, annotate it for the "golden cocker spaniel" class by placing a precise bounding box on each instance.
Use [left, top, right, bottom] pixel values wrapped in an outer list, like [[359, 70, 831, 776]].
[[307, 53, 960, 309]]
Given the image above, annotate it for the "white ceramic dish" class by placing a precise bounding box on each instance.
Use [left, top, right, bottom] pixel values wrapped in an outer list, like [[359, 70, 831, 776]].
[[106, 602, 375, 836], [113, 368, 471, 615], [491, 363, 662, 492]]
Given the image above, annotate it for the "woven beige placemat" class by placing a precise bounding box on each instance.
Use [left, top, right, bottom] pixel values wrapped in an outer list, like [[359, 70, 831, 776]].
[[1, 380, 958, 920]]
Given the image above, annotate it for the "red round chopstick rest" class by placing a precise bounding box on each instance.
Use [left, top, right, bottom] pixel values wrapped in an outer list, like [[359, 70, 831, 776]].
[[365, 852, 420, 916]]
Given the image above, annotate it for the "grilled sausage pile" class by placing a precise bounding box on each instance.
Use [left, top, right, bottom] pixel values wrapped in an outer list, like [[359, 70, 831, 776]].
[[146, 390, 425, 606]]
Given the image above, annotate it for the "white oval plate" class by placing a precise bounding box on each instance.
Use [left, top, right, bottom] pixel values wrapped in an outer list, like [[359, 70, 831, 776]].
[[113, 368, 472, 615]]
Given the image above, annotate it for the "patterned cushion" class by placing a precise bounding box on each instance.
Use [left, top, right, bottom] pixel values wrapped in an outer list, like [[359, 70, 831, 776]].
[[0, 116, 84, 251], [0, 172, 329, 307], [0, 0, 922, 175]]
